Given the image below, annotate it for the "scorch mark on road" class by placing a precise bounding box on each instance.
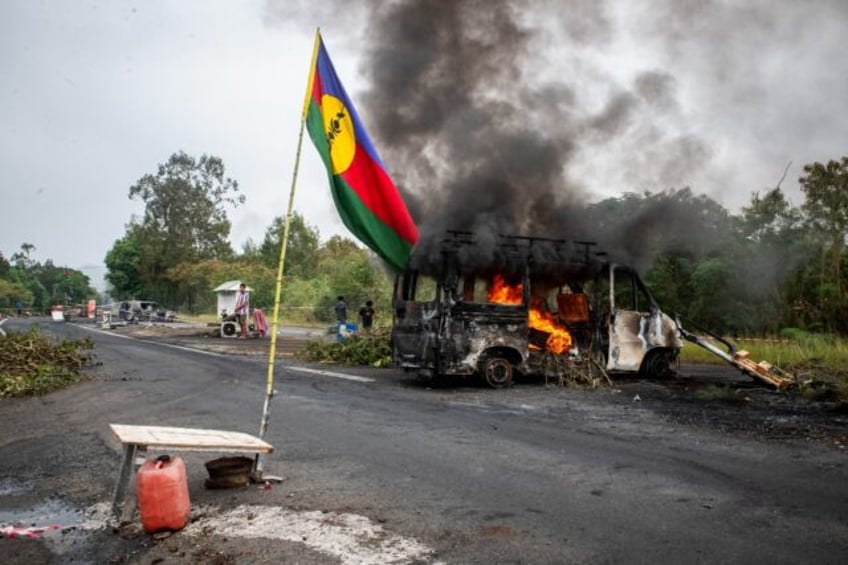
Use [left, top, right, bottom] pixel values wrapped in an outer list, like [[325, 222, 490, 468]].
[[185, 504, 436, 565]]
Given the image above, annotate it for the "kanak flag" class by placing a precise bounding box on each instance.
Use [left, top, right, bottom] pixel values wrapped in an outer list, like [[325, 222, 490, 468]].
[[302, 31, 419, 271]]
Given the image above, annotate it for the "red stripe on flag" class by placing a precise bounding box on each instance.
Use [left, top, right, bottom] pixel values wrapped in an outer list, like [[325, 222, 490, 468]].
[[310, 73, 323, 107], [339, 148, 418, 245]]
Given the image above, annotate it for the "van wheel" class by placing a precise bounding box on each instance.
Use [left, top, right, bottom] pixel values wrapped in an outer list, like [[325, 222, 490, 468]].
[[641, 349, 678, 379], [481, 355, 513, 388]]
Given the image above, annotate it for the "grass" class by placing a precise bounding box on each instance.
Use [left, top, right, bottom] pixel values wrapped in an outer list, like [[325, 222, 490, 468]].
[[680, 332, 848, 400]]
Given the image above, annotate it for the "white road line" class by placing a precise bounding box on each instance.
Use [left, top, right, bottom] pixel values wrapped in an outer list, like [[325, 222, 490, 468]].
[[71, 323, 227, 358], [73, 324, 375, 383], [287, 366, 374, 383]]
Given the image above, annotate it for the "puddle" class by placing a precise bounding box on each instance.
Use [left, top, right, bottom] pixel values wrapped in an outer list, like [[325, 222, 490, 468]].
[[0, 477, 34, 496], [0, 497, 110, 559]]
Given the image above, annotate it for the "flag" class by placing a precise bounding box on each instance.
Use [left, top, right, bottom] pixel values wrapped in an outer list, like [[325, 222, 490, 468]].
[[302, 31, 419, 271]]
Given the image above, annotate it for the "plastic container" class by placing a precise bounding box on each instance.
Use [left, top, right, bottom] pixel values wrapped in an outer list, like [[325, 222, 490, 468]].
[[136, 455, 191, 533], [336, 322, 357, 341]]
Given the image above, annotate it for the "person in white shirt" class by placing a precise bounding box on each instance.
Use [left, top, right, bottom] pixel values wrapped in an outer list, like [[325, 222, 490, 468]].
[[234, 283, 250, 339]]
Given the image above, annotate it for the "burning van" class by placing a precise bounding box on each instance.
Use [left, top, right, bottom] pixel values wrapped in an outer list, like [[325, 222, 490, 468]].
[[391, 232, 682, 387]]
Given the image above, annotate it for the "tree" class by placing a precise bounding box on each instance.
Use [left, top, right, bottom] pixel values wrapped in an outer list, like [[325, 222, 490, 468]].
[[2, 244, 95, 311], [258, 212, 320, 278], [10, 243, 37, 270], [587, 188, 735, 273], [0, 252, 10, 279], [800, 157, 848, 322], [737, 188, 812, 333], [313, 236, 393, 323], [104, 229, 144, 299], [163, 259, 275, 314], [119, 151, 245, 307], [0, 279, 33, 311], [741, 188, 801, 244]]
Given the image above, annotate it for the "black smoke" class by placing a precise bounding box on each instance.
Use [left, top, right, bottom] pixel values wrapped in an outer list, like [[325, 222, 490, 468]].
[[263, 0, 839, 278]]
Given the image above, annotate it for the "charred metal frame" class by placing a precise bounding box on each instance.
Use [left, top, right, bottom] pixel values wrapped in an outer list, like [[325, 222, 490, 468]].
[[391, 232, 682, 387]]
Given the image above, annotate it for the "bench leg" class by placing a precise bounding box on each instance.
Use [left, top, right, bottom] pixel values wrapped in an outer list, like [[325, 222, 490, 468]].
[[111, 444, 137, 521]]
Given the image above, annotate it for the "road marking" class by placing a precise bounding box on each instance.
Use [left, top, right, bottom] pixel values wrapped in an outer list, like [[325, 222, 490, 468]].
[[73, 324, 374, 382], [287, 366, 374, 383], [71, 323, 228, 358]]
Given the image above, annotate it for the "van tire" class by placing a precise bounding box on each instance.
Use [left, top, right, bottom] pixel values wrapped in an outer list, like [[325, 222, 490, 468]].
[[640, 349, 678, 379], [481, 355, 513, 388]]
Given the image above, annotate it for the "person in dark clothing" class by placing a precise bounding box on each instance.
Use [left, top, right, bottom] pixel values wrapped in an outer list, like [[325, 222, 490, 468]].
[[334, 296, 348, 324], [358, 300, 375, 331]]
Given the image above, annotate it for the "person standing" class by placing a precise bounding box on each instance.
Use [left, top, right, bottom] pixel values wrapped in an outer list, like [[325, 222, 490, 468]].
[[334, 296, 348, 324], [234, 283, 250, 339], [358, 300, 375, 331]]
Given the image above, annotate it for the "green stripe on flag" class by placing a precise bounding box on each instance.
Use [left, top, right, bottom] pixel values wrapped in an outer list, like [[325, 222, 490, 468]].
[[329, 175, 415, 271]]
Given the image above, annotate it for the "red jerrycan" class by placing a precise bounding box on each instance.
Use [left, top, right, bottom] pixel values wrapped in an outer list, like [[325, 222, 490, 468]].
[[136, 454, 191, 533]]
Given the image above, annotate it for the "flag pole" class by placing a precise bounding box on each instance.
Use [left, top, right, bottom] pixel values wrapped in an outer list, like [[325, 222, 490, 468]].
[[254, 30, 321, 479]]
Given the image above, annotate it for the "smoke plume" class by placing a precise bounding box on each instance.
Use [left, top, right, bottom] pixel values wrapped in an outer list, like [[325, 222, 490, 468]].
[[264, 0, 847, 277]]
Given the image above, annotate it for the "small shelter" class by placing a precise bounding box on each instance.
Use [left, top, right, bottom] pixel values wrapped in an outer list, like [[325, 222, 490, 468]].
[[213, 280, 253, 317]]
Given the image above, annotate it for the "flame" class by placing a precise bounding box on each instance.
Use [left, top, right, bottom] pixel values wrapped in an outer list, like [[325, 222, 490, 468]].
[[487, 274, 523, 304], [529, 307, 573, 354], [487, 275, 573, 354]]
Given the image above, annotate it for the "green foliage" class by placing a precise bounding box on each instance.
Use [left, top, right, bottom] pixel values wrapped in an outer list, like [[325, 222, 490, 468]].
[[681, 333, 848, 401], [279, 276, 332, 323], [105, 230, 143, 298], [313, 235, 393, 323], [798, 157, 848, 332], [644, 253, 695, 318], [0, 329, 94, 397], [0, 252, 10, 278], [164, 258, 276, 314], [741, 188, 803, 244], [0, 278, 33, 311], [259, 213, 320, 277], [0, 244, 95, 312], [109, 151, 244, 308], [296, 327, 392, 367]]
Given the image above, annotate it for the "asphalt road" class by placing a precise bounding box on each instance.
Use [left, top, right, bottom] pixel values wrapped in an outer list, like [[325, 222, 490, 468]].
[[1, 317, 847, 564]]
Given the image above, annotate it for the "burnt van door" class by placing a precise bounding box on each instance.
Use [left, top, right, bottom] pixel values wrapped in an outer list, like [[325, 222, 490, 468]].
[[391, 271, 439, 369], [607, 265, 646, 372]]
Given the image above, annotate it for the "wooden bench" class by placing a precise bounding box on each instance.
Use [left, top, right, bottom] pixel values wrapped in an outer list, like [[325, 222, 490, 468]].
[[109, 424, 273, 521]]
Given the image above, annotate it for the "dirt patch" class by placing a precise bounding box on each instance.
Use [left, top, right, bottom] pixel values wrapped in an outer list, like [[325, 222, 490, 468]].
[[110, 323, 327, 358], [592, 370, 848, 449]]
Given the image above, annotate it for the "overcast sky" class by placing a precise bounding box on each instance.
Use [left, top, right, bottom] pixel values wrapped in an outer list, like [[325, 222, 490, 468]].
[[2, 0, 847, 287]]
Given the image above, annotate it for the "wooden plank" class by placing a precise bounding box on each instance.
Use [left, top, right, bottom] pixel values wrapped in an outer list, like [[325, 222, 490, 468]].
[[109, 424, 273, 453]]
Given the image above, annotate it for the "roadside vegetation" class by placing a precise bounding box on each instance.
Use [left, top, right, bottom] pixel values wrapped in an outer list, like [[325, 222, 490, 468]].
[[5, 151, 848, 401], [93, 151, 848, 343], [296, 327, 393, 367], [681, 330, 848, 400], [0, 243, 95, 316], [0, 328, 95, 397]]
